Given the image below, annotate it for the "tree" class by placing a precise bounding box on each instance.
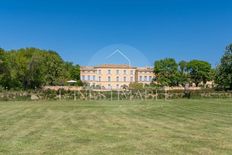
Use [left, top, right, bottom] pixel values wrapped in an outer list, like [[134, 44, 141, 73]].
[[0, 48, 7, 88], [0, 48, 5, 74], [209, 68, 216, 82], [0, 47, 81, 89], [0, 48, 4, 57], [15, 48, 45, 89], [60, 62, 81, 86], [187, 60, 211, 87], [42, 51, 65, 86], [154, 58, 180, 86], [215, 44, 232, 90], [178, 60, 189, 86], [179, 60, 188, 74], [70, 64, 80, 81]]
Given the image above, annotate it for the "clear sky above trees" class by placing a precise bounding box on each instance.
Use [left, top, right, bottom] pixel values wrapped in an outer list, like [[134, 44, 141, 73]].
[[0, 0, 232, 66]]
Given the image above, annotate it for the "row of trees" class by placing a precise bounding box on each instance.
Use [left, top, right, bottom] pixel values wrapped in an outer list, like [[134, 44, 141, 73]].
[[0, 48, 81, 90], [0, 44, 231, 90], [153, 44, 232, 90], [154, 58, 213, 87]]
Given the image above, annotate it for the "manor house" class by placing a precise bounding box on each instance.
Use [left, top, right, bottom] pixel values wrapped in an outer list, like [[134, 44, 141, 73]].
[[80, 64, 155, 89]]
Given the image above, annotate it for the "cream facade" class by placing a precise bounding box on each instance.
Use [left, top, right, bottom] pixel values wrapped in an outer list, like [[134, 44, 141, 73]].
[[80, 64, 155, 90]]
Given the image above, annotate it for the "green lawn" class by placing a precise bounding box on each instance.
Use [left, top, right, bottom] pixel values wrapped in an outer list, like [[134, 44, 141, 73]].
[[0, 99, 232, 155]]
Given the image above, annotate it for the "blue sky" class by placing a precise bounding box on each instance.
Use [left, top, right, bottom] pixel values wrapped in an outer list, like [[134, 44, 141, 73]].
[[0, 0, 232, 67]]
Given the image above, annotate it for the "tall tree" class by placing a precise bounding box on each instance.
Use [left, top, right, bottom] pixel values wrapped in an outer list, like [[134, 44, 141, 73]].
[[178, 60, 189, 86], [15, 48, 45, 89], [215, 44, 232, 90], [179, 60, 188, 74], [0, 47, 81, 89], [42, 51, 65, 86], [0, 48, 5, 74], [0, 48, 6, 88], [154, 58, 180, 86], [70, 64, 80, 81], [0, 50, 21, 89], [187, 60, 211, 86], [59, 62, 81, 85]]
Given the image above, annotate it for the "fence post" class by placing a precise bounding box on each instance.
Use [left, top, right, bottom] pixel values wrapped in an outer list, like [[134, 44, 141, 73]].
[[74, 91, 76, 101], [89, 89, 92, 100], [59, 89, 61, 101], [111, 90, 113, 101], [144, 90, 147, 101], [165, 90, 167, 101], [156, 89, 158, 101]]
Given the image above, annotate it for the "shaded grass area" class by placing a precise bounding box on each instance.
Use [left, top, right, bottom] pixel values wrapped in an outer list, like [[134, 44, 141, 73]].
[[0, 99, 232, 154]]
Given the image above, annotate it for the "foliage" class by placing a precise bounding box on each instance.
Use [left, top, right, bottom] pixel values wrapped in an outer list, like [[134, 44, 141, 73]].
[[187, 60, 211, 86], [0, 48, 81, 90], [0, 48, 6, 76], [154, 58, 180, 86], [153, 58, 213, 87], [215, 44, 232, 90], [179, 60, 188, 74], [42, 50, 64, 86], [178, 60, 189, 86]]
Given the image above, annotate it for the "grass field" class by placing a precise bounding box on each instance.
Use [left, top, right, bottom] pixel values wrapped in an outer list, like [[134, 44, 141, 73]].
[[0, 99, 232, 155]]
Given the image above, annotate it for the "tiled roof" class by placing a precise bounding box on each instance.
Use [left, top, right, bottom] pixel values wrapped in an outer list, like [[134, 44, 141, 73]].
[[95, 64, 136, 69], [80, 66, 95, 70], [136, 67, 153, 72], [80, 64, 153, 71]]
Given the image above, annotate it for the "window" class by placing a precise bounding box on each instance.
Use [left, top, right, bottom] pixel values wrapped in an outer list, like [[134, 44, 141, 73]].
[[99, 76, 101, 82], [108, 84, 111, 89], [98, 70, 101, 74], [116, 76, 119, 82], [130, 70, 133, 75], [124, 76, 126, 82], [108, 76, 111, 82], [82, 75, 85, 80], [116, 70, 119, 74], [144, 76, 147, 82], [116, 84, 119, 89], [130, 77, 133, 82], [139, 76, 142, 81], [88, 75, 90, 81], [108, 69, 111, 74], [93, 75, 95, 81], [149, 76, 152, 81], [124, 70, 127, 74]]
